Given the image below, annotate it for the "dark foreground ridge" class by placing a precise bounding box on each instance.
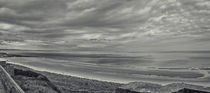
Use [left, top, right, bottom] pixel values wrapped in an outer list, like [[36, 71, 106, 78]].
[[14, 69, 62, 93], [1, 60, 210, 93], [172, 88, 210, 93], [0, 61, 24, 93], [116, 88, 210, 93], [116, 82, 210, 93]]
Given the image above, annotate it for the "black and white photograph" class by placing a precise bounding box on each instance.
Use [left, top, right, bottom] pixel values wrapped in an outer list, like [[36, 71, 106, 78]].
[[0, 0, 210, 93]]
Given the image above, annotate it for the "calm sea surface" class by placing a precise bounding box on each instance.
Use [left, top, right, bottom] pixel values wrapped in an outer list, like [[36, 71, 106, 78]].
[[2, 50, 210, 86]]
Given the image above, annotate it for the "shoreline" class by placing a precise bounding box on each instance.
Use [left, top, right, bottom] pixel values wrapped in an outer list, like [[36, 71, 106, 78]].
[[8, 62, 126, 84], [7, 62, 175, 85], [7, 62, 122, 93], [8, 61, 210, 87], [2, 59, 210, 93]]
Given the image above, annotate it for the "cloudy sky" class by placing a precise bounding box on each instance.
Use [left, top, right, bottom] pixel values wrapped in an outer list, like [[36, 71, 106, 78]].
[[0, 0, 210, 52]]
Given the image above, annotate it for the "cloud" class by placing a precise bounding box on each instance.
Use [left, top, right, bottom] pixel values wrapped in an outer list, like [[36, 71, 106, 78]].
[[0, 0, 209, 51], [0, 7, 16, 15]]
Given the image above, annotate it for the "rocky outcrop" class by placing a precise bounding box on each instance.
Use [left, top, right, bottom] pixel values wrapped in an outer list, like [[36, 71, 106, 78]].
[[116, 82, 161, 93], [115, 82, 210, 93], [115, 88, 146, 93], [172, 88, 210, 93], [13, 69, 62, 93]]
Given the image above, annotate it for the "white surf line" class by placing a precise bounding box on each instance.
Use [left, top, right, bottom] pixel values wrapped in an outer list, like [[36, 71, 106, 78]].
[[7, 61, 128, 83], [6, 58, 210, 86], [198, 69, 210, 78], [0, 58, 7, 61]]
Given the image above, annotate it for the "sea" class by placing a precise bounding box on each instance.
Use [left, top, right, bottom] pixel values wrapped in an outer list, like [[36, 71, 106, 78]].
[[1, 49, 210, 86]]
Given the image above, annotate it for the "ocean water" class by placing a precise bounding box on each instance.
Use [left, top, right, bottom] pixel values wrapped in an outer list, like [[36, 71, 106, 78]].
[[2, 50, 210, 86]]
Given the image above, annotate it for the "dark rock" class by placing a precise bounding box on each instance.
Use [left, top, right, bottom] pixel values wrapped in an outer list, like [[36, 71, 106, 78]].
[[173, 88, 210, 93], [14, 69, 40, 77], [70, 90, 90, 93], [115, 88, 146, 93], [116, 82, 160, 93], [13, 69, 62, 93], [0, 61, 6, 67], [116, 82, 210, 93]]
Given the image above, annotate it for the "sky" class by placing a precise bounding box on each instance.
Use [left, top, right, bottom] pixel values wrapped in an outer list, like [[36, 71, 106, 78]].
[[0, 0, 210, 52]]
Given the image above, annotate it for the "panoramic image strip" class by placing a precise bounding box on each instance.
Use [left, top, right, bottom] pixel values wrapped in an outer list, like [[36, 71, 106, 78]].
[[0, 0, 210, 93]]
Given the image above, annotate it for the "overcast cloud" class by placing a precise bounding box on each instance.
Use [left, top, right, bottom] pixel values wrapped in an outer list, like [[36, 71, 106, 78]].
[[0, 0, 210, 51]]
